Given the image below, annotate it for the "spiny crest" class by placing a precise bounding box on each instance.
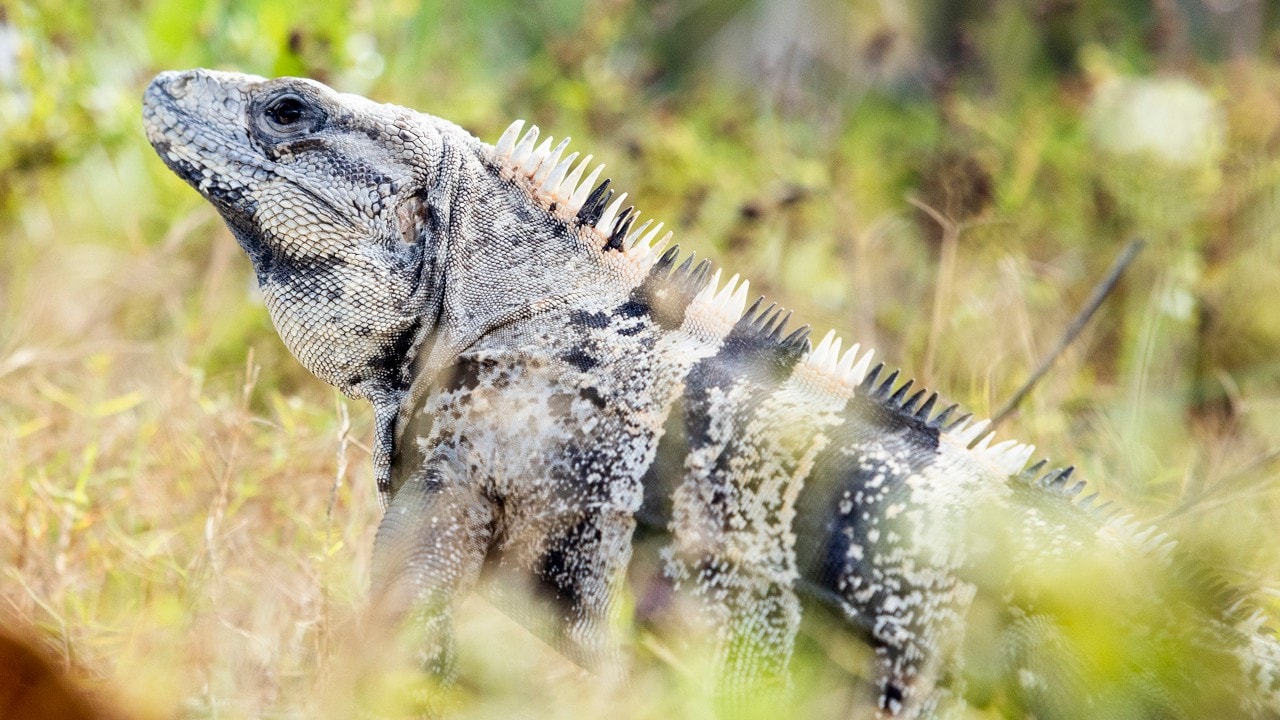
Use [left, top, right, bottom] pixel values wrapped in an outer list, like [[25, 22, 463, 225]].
[[936, 413, 1039, 479], [952, 418, 1175, 560], [792, 329, 877, 400], [740, 298, 811, 352], [493, 120, 673, 271], [856, 363, 969, 433], [846, 364, 1040, 479], [649, 246, 714, 301], [495, 120, 1134, 540], [946, 418, 1177, 560], [616, 244, 720, 333], [971, 436, 1038, 479], [1097, 511, 1178, 559], [495, 120, 606, 214], [1015, 459, 1178, 559], [1182, 566, 1252, 619], [682, 269, 752, 340]]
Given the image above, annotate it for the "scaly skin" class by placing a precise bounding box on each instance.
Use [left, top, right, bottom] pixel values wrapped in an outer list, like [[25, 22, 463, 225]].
[[144, 69, 1280, 718]]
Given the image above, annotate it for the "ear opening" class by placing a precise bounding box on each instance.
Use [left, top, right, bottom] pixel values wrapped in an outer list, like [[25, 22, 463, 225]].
[[395, 191, 432, 246]]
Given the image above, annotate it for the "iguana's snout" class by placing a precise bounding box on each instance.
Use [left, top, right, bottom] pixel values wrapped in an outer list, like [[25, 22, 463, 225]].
[[143, 70, 270, 244]]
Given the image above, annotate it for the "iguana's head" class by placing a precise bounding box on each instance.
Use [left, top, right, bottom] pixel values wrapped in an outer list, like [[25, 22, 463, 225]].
[[143, 69, 461, 400]]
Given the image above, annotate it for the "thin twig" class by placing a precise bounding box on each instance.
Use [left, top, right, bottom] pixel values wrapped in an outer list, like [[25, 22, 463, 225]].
[[906, 195, 961, 381], [906, 194, 1016, 382], [319, 396, 351, 689], [991, 238, 1146, 429]]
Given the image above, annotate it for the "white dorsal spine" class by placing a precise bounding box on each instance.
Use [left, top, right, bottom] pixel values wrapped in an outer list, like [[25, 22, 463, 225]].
[[628, 221, 663, 252], [694, 269, 723, 305], [597, 193, 629, 233], [627, 231, 673, 270], [812, 331, 843, 374], [846, 345, 875, 385], [541, 151, 577, 198], [556, 154, 593, 205], [972, 432, 996, 453], [684, 271, 750, 340], [533, 137, 571, 185], [725, 276, 750, 317], [692, 270, 747, 314], [523, 137, 554, 175], [570, 163, 605, 210], [510, 125, 540, 166], [948, 418, 992, 447], [793, 329, 877, 396], [983, 441, 1035, 476], [496, 119, 524, 157], [624, 219, 654, 248]]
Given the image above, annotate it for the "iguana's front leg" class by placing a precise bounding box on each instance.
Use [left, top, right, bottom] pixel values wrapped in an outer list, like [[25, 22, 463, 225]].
[[370, 471, 493, 678], [384, 342, 655, 678], [486, 507, 637, 674]]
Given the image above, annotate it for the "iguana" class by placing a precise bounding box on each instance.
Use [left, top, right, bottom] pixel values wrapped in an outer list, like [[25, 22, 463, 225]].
[[142, 69, 1280, 718]]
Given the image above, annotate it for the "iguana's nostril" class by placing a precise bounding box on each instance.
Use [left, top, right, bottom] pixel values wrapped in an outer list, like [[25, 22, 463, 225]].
[[148, 70, 195, 101], [167, 74, 192, 99]]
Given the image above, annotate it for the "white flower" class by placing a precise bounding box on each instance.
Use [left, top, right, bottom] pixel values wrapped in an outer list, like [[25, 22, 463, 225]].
[[1088, 75, 1224, 167]]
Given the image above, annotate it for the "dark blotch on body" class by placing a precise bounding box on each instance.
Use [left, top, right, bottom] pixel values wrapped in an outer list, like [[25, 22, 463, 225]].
[[569, 310, 611, 329], [578, 386, 606, 410], [444, 356, 497, 393], [561, 348, 599, 372], [536, 516, 602, 618], [614, 300, 648, 319]]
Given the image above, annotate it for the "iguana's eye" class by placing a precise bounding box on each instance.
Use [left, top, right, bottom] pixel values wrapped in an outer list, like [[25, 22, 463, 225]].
[[264, 95, 307, 129], [254, 92, 325, 140]]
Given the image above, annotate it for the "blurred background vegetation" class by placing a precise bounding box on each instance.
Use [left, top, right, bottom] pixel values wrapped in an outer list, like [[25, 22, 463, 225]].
[[2, 0, 1280, 717]]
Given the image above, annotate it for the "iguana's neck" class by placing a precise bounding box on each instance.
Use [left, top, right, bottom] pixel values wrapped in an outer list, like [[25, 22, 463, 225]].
[[406, 144, 649, 399]]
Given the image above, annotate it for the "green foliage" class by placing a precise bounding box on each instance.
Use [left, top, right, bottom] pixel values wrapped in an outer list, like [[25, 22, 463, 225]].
[[3, 1, 1280, 717]]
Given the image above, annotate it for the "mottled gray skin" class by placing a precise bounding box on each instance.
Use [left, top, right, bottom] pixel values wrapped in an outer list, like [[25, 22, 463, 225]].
[[143, 70, 1280, 718]]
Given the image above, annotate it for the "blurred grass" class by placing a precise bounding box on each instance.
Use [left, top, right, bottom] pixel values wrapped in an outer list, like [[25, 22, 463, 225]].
[[2, 0, 1280, 717]]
